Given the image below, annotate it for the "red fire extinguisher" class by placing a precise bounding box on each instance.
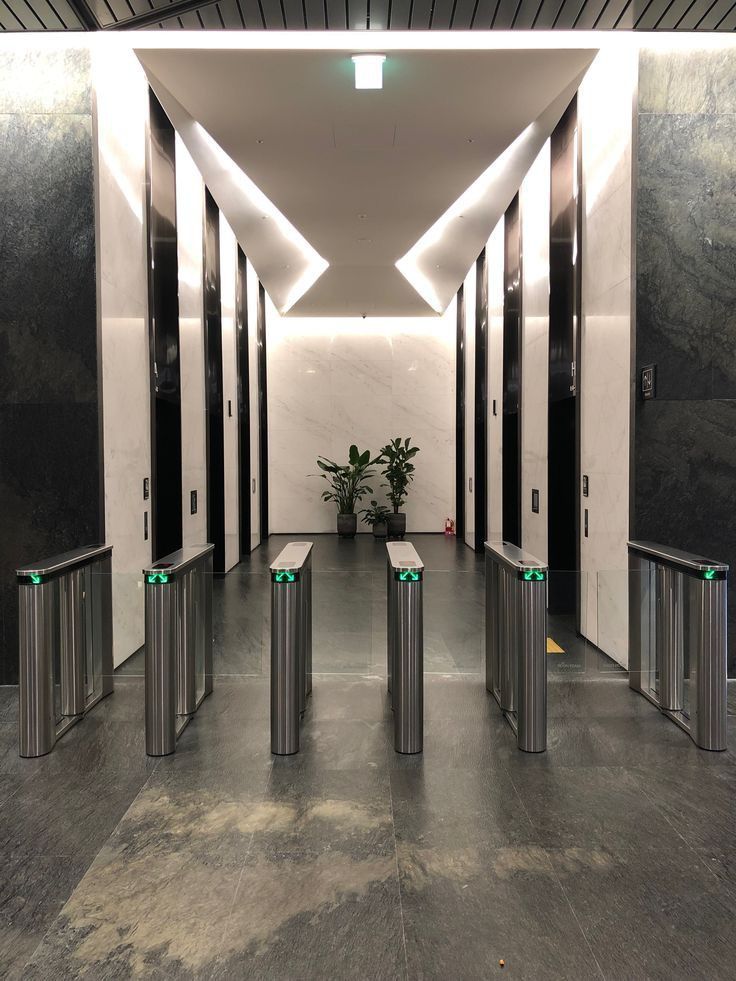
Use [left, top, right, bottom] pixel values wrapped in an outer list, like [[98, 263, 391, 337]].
[[444, 517, 455, 536]]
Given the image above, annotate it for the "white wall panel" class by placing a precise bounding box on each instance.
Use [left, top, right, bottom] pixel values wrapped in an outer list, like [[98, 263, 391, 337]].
[[94, 48, 150, 668], [176, 136, 207, 549], [219, 217, 240, 571], [520, 142, 551, 565], [486, 221, 504, 541], [266, 302, 456, 534], [578, 48, 636, 667], [463, 262, 476, 549], [247, 259, 261, 552]]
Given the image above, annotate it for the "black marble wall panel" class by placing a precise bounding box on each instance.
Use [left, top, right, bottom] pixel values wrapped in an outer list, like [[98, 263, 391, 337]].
[[635, 49, 736, 674], [0, 49, 101, 684]]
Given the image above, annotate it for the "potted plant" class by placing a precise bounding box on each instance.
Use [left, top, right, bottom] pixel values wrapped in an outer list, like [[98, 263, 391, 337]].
[[379, 437, 420, 539], [361, 501, 391, 539], [314, 444, 380, 538]]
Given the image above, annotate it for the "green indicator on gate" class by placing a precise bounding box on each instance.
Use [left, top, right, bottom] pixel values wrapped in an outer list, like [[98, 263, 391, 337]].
[[396, 569, 422, 582], [704, 569, 716, 580], [273, 570, 297, 584], [700, 568, 726, 581], [29, 574, 44, 585], [146, 573, 170, 585], [523, 569, 546, 582]]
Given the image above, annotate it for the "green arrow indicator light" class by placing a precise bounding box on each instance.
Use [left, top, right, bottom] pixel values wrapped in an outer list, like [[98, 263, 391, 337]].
[[397, 569, 421, 582], [523, 569, 546, 582], [273, 570, 296, 584], [29, 574, 43, 585], [146, 573, 170, 585]]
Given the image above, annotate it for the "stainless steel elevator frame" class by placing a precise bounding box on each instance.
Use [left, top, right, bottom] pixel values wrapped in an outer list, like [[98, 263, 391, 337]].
[[270, 542, 313, 755], [386, 541, 424, 754], [485, 541, 548, 753], [17, 544, 114, 758], [144, 544, 214, 756], [628, 541, 728, 751]]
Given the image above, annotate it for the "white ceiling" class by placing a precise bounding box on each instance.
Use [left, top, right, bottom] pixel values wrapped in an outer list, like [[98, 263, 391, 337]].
[[137, 44, 597, 316]]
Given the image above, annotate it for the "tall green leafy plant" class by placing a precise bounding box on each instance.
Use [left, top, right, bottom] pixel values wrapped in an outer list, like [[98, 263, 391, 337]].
[[379, 437, 420, 513], [315, 445, 381, 514]]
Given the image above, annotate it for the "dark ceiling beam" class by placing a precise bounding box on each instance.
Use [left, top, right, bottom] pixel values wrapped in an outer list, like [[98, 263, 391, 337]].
[[105, 0, 223, 27], [65, 0, 103, 28]]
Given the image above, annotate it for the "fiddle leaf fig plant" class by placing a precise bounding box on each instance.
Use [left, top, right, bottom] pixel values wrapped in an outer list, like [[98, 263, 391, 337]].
[[379, 437, 420, 513], [314, 444, 381, 514]]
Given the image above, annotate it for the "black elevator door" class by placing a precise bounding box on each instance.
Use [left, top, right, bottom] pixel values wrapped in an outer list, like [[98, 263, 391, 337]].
[[502, 195, 522, 548]]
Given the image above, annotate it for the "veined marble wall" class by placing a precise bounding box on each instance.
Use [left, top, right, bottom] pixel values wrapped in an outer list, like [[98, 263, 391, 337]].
[[246, 259, 261, 552], [220, 217, 240, 571], [520, 142, 551, 565], [177, 135, 208, 550], [0, 47, 101, 684], [267, 302, 456, 534], [635, 47, 736, 674], [578, 47, 636, 668], [486, 222, 504, 541], [463, 262, 477, 549], [94, 48, 151, 668]]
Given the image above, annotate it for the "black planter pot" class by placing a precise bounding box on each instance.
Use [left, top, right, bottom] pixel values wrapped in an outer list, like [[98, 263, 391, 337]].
[[372, 521, 388, 539], [337, 513, 357, 538], [386, 512, 406, 539]]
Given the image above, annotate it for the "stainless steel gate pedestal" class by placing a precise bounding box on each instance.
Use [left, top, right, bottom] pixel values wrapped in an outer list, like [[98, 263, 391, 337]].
[[629, 541, 728, 751], [386, 542, 424, 754], [17, 545, 114, 758], [270, 542, 313, 755], [144, 545, 214, 756], [485, 541, 547, 753]]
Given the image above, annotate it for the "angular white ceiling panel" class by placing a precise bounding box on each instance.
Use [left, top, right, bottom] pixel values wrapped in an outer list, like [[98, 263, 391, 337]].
[[137, 43, 597, 316]]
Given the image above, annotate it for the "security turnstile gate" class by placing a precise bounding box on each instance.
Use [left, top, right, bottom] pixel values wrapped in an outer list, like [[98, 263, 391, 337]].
[[144, 545, 214, 756], [386, 541, 424, 754], [17, 545, 114, 758], [485, 541, 547, 753], [629, 541, 728, 751], [270, 542, 313, 755]]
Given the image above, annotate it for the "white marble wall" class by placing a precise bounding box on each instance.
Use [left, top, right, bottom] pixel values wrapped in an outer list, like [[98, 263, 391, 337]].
[[246, 259, 261, 552], [463, 262, 476, 548], [486, 221, 504, 540], [267, 302, 456, 533], [520, 142, 551, 564], [578, 48, 636, 667], [219, 216, 240, 571], [94, 48, 150, 667], [176, 135, 208, 549]]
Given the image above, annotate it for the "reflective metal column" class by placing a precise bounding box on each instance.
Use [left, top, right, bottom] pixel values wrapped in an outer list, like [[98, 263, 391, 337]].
[[484, 541, 548, 753], [386, 542, 424, 754], [144, 544, 214, 757], [270, 542, 313, 755], [17, 545, 114, 758], [628, 541, 728, 751]]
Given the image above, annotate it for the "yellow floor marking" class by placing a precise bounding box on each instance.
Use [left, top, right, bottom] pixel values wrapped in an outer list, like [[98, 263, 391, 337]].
[[546, 637, 565, 655]]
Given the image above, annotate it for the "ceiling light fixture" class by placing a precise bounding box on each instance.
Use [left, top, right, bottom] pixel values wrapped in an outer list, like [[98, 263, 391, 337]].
[[352, 54, 386, 90]]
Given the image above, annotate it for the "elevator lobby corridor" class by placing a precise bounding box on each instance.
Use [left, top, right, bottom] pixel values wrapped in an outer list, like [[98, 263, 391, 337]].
[[0, 535, 734, 980]]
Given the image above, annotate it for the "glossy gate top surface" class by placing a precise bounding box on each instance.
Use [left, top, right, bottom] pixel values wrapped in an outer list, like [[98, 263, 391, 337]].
[[270, 542, 314, 573], [484, 540, 547, 573], [144, 543, 215, 578], [18, 544, 112, 578], [628, 540, 728, 574], [386, 541, 424, 572]]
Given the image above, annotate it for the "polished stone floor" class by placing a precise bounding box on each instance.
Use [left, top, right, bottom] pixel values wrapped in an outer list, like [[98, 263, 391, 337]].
[[1, 534, 736, 979]]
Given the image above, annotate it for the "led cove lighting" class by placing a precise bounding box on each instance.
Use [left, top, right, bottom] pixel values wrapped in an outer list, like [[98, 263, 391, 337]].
[[352, 54, 386, 90]]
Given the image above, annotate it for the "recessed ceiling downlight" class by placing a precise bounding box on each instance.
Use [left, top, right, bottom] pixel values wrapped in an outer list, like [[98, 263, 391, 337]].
[[351, 54, 386, 90]]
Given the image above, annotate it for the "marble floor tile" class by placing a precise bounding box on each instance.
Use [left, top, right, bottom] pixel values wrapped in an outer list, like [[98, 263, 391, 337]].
[[2, 535, 736, 979], [398, 839, 602, 980]]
